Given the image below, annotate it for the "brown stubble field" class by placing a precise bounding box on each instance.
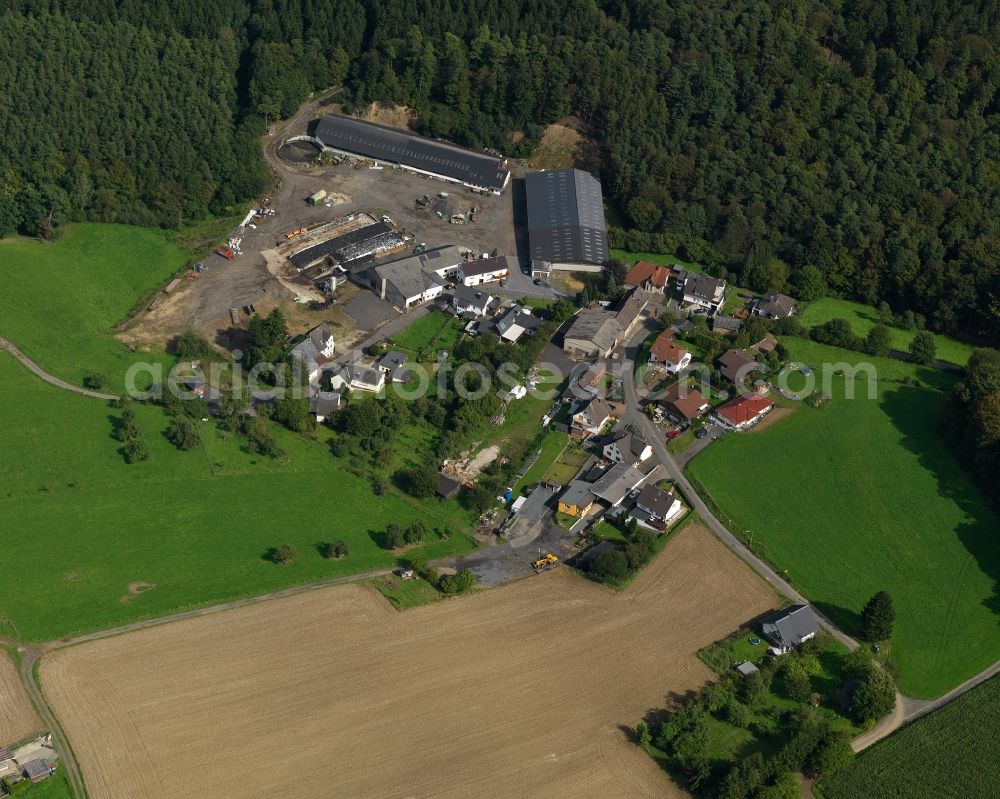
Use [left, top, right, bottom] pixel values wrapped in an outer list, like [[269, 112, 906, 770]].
[[40, 523, 777, 799], [0, 651, 41, 745]]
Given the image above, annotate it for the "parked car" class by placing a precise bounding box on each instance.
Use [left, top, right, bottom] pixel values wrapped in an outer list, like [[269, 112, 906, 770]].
[[695, 428, 709, 440], [666, 429, 681, 439]]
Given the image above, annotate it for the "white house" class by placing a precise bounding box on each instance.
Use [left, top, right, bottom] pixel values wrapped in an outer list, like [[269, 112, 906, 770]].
[[495, 306, 542, 342], [649, 332, 691, 374], [629, 485, 683, 529], [452, 285, 495, 317], [459, 255, 510, 286], [328, 364, 386, 393], [681, 273, 726, 313], [602, 431, 652, 466], [290, 324, 336, 382], [571, 396, 613, 438]]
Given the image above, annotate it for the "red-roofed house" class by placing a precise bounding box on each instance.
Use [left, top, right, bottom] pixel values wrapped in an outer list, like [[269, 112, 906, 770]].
[[624, 261, 670, 294], [649, 331, 691, 373], [716, 394, 773, 430]]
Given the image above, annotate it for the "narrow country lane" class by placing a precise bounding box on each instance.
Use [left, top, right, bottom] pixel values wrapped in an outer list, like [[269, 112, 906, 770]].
[[0, 337, 117, 401]]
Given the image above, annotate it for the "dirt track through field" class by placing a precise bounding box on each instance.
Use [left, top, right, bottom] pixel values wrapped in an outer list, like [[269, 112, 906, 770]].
[[0, 651, 42, 745], [41, 523, 777, 799]]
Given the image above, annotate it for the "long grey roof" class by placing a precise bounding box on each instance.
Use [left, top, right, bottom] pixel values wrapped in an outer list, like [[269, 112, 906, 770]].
[[565, 309, 621, 353], [560, 479, 595, 508], [591, 462, 646, 505], [525, 169, 608, 265], [761, 604, 819, 649], [315, 115, 510, 192]]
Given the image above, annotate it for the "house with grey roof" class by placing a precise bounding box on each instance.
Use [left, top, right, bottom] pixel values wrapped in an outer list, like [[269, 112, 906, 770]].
[[681, 274, 726, 313], [525, 169, 608, 270], [558, 479, 597, 518], [760, 604, 820, 652], [290, 323, 336, 382], [495, 305, 541, 343], [309, 393, 343, 422], [712, 315, 742, 335], [717, 349, 761, 384], [602, 431, 652, 466], [452, 285, 495, 317], [563, 309, 622, 359], [752, 292, 798, 319], [590, 462, 647, 507], [630, 485, 682, 529], [571, 395, 614, 438], [328, 364, 386, 394]]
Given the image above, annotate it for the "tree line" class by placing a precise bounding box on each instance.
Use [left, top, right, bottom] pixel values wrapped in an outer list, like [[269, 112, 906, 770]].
[[2, 0, 997, 341]]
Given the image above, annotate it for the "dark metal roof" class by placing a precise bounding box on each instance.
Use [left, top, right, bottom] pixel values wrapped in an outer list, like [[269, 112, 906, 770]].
[[525, 169, 608, 265], [288, 221, 394, 269], [761, 604, 819, 649], [315, 115, 510, 192]]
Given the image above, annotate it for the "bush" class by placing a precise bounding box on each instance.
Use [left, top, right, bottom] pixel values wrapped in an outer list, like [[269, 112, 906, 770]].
[[173, 329, 215, 359], [589, 549, 630, 584], [84, 372, 108, 390], [779, 659, 812, 703], [402, 463, 438, 498], [724, 699, 753, 728], [319, 539, 349, 559], [265, 544, 296, 565], [384, 523, 406, 549], [122, 437, 149, 464], [405, 520, 428, 545], [439, 569, 477, 594], [810, 318, 862, 351]]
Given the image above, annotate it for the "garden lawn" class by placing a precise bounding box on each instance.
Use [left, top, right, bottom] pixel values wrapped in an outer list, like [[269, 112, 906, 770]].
[[0, 353, 476, 642], [513, 430, 568, 493], [818, 674, 1000, 799], [14, 767, 74, 799], [687, 346, 1000, 698], [387, 310, 463, 356], [799, 297, 974, 367], [0, 223, 192, 389]]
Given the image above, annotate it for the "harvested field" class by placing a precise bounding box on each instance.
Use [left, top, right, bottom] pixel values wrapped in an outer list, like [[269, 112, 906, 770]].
[[0, 652, 41, 745], [41, 523, 777, 799]]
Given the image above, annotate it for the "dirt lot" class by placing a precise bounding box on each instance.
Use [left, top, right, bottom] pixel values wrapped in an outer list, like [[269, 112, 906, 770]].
[[0, 652, 41, 745], [40, 523, 777, 799]]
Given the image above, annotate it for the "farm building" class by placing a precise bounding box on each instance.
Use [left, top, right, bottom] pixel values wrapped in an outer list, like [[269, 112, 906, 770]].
[[361, 247, 464, 308], [525, 169, 609, 270], [313, 114, 511, 194], [563, 309, 622, 359]]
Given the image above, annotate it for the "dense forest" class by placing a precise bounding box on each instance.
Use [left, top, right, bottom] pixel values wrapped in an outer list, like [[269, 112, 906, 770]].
[[1, 0, 998, 338]]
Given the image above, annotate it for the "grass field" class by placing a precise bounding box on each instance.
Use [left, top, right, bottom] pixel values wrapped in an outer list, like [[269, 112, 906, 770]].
[[799, 297, 975, 367], [512, 430, 567, 493], [818, 675, 1000, 799], [387, 310, 463, 356], [15, 768, 74, 799], [0, 224, 194, 389], [368, 574, 442, 610], [0, 352, 476, 642], [40, 522, 776, 799], [687, 346, 1000, 698]]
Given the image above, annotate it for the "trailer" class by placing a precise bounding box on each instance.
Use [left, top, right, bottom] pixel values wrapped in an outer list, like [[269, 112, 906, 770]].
[[307, 189, 328, 206], [215, 246, 234, 260]]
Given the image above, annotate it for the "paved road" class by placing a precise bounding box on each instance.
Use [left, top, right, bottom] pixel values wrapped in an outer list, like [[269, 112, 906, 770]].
[[0, 337, 117, 400]]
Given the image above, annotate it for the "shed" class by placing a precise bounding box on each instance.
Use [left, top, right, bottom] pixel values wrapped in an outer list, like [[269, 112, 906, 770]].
[[735, 661, 759, 676], [510, 496, 527, 513], [23, 759, 53, 783], [436, 473, 462, 499]]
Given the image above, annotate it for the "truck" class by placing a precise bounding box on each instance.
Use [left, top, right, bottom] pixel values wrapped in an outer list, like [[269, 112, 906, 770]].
[[307, 189, 328, 206]]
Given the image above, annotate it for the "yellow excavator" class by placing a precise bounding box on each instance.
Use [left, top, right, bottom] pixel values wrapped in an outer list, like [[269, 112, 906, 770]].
[[532, 553, 559, 572]]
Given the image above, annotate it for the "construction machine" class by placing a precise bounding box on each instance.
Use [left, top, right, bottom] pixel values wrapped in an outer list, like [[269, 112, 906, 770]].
[[532, 553, 559, 572]]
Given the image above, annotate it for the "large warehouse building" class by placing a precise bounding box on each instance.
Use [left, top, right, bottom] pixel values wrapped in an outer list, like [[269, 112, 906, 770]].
[[525, 168, 609, 271], [314, 115, 511, 195]]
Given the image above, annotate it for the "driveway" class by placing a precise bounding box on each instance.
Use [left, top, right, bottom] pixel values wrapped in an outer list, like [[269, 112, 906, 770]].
[[344, 292, 398, 329], [674, 421, 726, 468]]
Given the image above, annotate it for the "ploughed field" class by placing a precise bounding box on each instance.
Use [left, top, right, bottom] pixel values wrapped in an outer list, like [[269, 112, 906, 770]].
[[41, 523, 777, 799], [0, 652, 41, 745]]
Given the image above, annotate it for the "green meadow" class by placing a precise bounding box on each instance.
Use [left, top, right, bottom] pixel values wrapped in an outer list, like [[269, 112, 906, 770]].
[[688, 345, 1000, 698]]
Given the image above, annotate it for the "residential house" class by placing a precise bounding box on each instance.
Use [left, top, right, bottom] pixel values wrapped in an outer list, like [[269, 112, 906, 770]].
[[717, 349, 761, 385], [289, 323, 336, 382], [624, 261, 670, 294], [459, 255, 510, 286], [374, 350, 411, 382], [558, 480, 596, 517], [629, 484, 683, 529], [712, 315, 742, 335], [681, 274, 726, 313], [563, 309, 622, 358], [716, 394, 773, 430], [495, 305, 542, 342], [452, 285, 495, 317], [328, 364, 386, 393], [760, 604, 819, 652], [591, 462, 647, 507], [752, 292, 798, 319], [309, 393, 342, 423], [649, 331, 691, 373], [602, 430, 652, 466], [571, 395, 614, 438], [659, 383, 710, 425], [573, 362, 606, 397]]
